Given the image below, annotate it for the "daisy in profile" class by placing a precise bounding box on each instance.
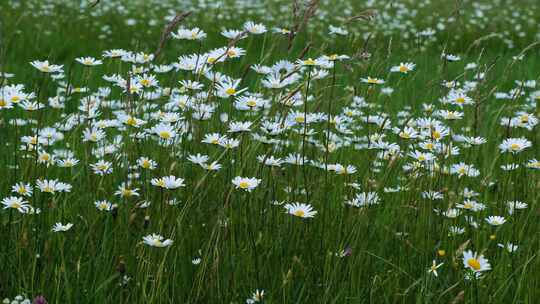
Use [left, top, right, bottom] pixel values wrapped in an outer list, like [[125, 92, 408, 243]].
[[151, 176, 185, 189], [462, 250, 491, 276], [76, 57, 103, 66], [52, 222, 73, 232], [171, 27, 207, 40], [102, 49, 126, 58], [232, 176, 261, 192], [361, 77, 385, 85], [328, 25, 348, 36], [142, 234, 173, 248], [506, 201, 527, 215], [485, 216, 506, 226], [2, 196, 31, 213], [284, 203, 317, 218], [390, 62, 415, 74], [36, 179, 72, 194], [244, 21, 267, 34], [497, 242, 518, 253], [499, 137, 532, 154], [297, 57, 321, 67], [443, 53, 461, 62], [30, 60, 63, 73]]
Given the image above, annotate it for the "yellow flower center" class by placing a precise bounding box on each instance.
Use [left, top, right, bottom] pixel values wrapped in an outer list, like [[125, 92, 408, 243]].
[[400, 132, 410, 139], [294, 210, 305, 217], [467, 258, 481, 271], [159, 131, 171, 139], [238, 181, 250, 189], [399, 65, 409, 72], [0, 99, 6, 107], [456, 97, 465, 104], [126, 117, 137, 126], [510, 143, 521, 150], [295, 116, 305, 123], [140, 79, 150, 86], [225, 88, 236, 96], [12, 202, 21, 209], [246, 100, 257, 107], [303, 58, 316, 65]]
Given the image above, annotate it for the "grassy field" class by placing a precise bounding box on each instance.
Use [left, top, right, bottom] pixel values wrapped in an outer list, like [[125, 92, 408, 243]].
[[1, 0, 540, 303]]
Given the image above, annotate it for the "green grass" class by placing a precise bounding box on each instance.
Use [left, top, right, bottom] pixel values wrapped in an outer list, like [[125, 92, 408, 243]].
[[1, 0, 540, 303]]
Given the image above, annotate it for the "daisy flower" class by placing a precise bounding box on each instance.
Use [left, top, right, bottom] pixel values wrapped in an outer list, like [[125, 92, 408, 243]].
[[11, 182, 33, 197], [499, 137, 532, 154], [171, 27, 207, 40], [52, 222, 74, 232], [390, 62, 415, 73], [244, 21, 267, 34], [361, 77, 385, 85], [151, 176, 185, 189], [30, 60, 63, 73], [284, 203, 317, 218], [485, 216, 506, 226], [75, 57, 103, 66], [497, 242, 518, 253], [36, 179, 72, 194], [114, 183, 140, 198], [1, 196, 31, 213], [142, 234, 173, 247], [137, 157, 157, 170], [462, 250, 491, 275], [94, 200, 114, 212], [152, 123, 177, 141], [232, 177, 261, 192]]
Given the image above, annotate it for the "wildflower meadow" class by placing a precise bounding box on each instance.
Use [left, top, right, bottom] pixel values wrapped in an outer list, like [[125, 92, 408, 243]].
[[1, 0, 540, 303]]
